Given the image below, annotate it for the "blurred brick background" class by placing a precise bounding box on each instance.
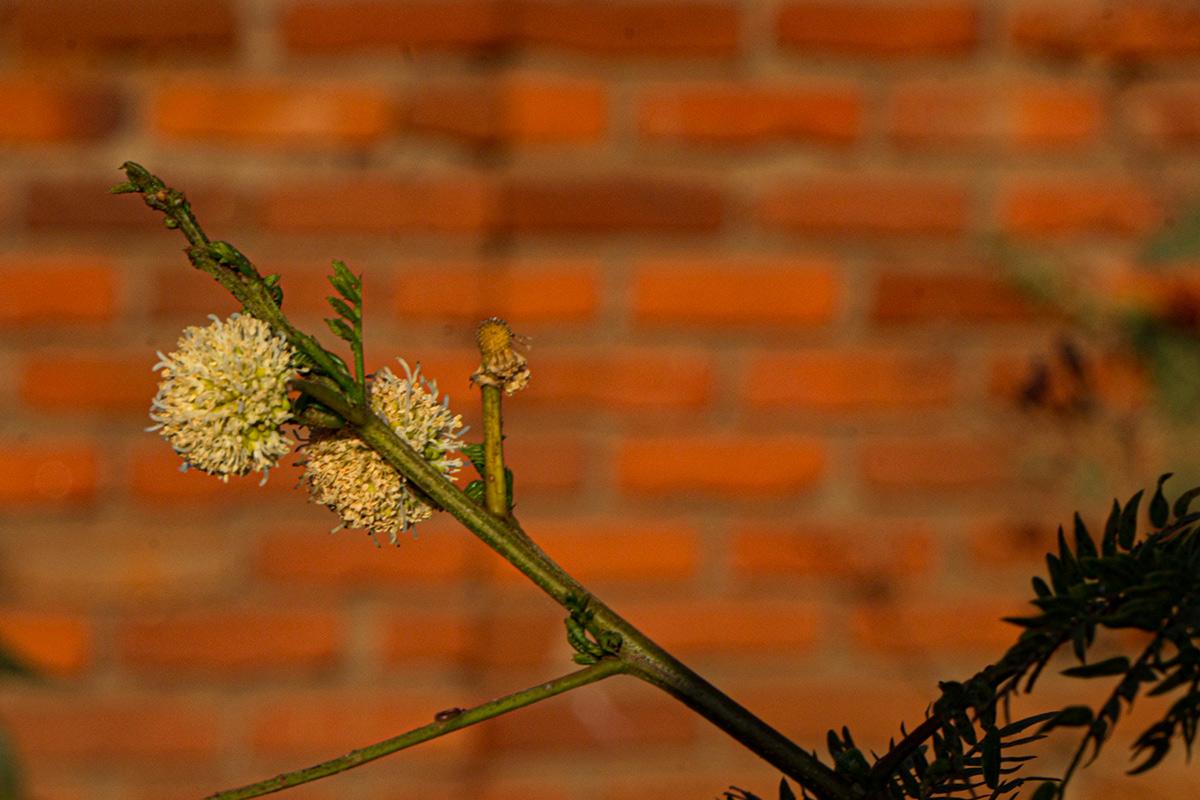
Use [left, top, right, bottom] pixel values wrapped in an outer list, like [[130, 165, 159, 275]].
[[3, 1, 1200, 798]]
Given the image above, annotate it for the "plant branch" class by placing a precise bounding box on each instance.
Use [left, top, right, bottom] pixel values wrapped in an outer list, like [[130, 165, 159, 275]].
[[122, 163, 854, 800], [204, 659, 627, 800], [354, 406, 852, 800], [114, 162, 357, 399]]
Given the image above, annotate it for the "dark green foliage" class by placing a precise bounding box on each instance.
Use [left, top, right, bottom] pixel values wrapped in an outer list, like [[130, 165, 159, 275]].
[[0, 632, 39, 800], [720, 780, 797, 800], [562, 593, 622, 665], [1142, 200, 1200, 264], [734, 474, 1200, 800], [0, 723, 21, 800], [323, 259, 365, 402]]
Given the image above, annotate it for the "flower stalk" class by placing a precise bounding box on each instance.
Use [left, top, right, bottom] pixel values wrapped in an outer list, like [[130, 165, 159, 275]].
[[480, 383, 507, 516]]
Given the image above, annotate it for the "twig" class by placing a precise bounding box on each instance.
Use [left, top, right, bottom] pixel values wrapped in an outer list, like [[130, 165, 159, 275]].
[[204, 659, 627, 800]]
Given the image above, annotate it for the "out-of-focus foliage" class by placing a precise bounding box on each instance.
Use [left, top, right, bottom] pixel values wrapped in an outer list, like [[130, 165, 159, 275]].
[[731, 475, 1200, 800]]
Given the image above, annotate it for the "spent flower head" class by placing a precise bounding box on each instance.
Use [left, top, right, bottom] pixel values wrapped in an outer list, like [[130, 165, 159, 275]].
[[302, 360, 465, 544], [149, 313, 299, 484], [470, 317, 530, 395]]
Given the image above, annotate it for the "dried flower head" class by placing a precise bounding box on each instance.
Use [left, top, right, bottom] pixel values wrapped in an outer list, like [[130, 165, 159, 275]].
[[470, 317, 530, 395], [149, 313, 298, 484], [302, 360, 465, 544]]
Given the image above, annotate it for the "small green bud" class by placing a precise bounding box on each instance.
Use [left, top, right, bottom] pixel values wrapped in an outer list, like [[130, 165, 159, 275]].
[[110, 181, 139, 194], [163, 217, 179, 229]]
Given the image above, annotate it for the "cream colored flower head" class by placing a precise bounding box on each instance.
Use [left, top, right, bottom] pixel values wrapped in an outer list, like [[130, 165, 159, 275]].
[[149, 313, 299, 484], [302, 360, 465, 545]]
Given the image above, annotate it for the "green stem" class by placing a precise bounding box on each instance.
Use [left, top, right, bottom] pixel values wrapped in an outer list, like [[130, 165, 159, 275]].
[[353, 308, 365, 399], [205, 659, 626, 800], [123, 163, 854, 800], [115, 162, 357, 399], [354, 411, 851, 800], [481, 383, 508, 517]]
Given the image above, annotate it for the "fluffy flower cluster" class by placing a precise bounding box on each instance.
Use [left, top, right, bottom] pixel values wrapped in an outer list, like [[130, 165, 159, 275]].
[[149, 314, 298, 483], [302, 360, 465, 544]]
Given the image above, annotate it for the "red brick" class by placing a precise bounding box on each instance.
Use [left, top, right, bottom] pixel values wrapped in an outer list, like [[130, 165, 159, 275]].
[[152, 81, 397, 147], [153, 260, 340, 319], [968, 516, 1061, 568], [759, 179, 969, 237], [849, 598, 1023, 656], [119, 609, 341, 674], [377, 782, 573, 800], [283, 0, 503, 52], [744, 350, 956, 411], [6, 700, 219, 762], [26, 179, 239, 231], [0, 442, 97, 506], [778, 2, 978, 56], [1124, 84, 1200, 148], [380, 609, 474, 665], [504, 178, 724, 233], [860, 437, 1009, 492], [0, 80, 120, 143], [731, 523, 937, 582], [262, 177, 499, 234], [9, 523, 236, 607], [871, 271, 1035, 324], [412, 77, 607, 145], [489, 518, 700, 584], [21, 351, 157, 414], [0, 612, 89, 674], [618, 435, 825, 496], [482, 690, 695, 753], [1012, 3, 1200, 61], [0, 257, 118, 324], [735, 677, 932, 750], [638, 84, 860, 145], [497, 434, 587, 494], [283, 1, 739, 57], [515, 1, 740, 57], [151, 268, 242, 319], [1015, 85, 1104, 149], [1002, 179, 1162, 236], [889, 80, 1101, 150], [128, 443, 306, 503], [16, 0, 235, 55], [254, 519, 475, 585], [462, 607, 566, 669], [632, 258, 839, 327], [604, 776, 746, 800], [253, 692, 476, 757], [622, 599, 822, 654], [393, 261, 601, 324], [521, 348, 713, 410]]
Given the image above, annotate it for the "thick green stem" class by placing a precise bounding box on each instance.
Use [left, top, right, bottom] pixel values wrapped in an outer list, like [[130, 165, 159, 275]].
[[123, 162, 854, 800], [205, 659, 626, 800], [481, 384, 508, 517], [354, 412, 852, 800]]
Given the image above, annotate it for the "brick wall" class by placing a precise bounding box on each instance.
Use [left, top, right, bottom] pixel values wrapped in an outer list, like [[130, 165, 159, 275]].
[[1, 1, 1198, 798]]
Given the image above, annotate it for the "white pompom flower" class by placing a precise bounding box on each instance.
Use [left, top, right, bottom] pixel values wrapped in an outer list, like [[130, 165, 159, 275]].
[[149, 313, 299, 484], [302, 360, 466, 545]]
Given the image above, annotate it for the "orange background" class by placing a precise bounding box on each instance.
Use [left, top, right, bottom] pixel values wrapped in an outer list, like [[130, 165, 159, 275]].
[[1, 1, 1198, 798]]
